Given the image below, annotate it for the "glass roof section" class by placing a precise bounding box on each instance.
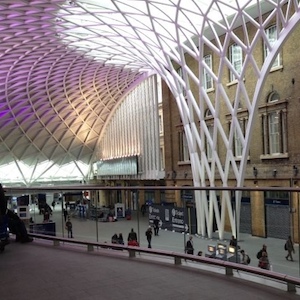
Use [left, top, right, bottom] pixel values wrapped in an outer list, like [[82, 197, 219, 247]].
[[0, 0, 280, 185]]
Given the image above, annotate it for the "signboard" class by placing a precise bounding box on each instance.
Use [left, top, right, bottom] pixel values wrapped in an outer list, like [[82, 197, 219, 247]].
[[97, 156, 138, 176], [115, 203, 125, 218], [148, 205, 196, 234]]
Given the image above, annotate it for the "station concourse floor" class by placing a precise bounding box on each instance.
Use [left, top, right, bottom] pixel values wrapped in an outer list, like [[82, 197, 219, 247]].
[[1, 207, 300, 300]]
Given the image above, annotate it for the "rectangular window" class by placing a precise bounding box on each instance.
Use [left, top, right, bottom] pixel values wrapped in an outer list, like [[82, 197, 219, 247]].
[[158, 114, 163, 134], [179, 131, 190, 162], [264, 25, 280, 68], [203, 54, 213, 90], [177, 67, 186, 97], [234, 130, 242, 157], [229, 43, 242, 81], [234, 119, 246, 158], [268, 112, 280, 154], [206, 125, 213, 160], [160, 147, 165, 170]]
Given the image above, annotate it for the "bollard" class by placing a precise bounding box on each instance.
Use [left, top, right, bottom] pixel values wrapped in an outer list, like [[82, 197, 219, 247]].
[[174, 256, 181, 265], [128, 249, 136, 258], [87, 244, 94, 252], [53, 240, 60, 247], [225, 266, 233, 276], [287, 282, 296, 293]]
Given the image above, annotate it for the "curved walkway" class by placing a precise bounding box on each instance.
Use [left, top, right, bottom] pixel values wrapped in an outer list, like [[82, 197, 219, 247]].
[[1, 240, 300, 300]]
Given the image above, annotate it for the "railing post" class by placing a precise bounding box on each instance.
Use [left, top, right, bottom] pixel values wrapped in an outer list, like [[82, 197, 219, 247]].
[[287, 282, 296, 293], [174, 256, 181, 265], [128, 249, 136, 258], [53, 240, 60, 246], [225, 266, 233, 276], [87, 244, 94, 252]]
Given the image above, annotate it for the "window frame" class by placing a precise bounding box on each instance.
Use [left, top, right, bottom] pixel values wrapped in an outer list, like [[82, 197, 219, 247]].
[[258, 92, 288, 158], [203, 54, 213, 90], [229, 43, 242, 82], [264, 25, 280, 69]]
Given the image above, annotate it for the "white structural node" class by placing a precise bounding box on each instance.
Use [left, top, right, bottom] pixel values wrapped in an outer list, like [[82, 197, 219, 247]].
[[0, 1, 299, 238]]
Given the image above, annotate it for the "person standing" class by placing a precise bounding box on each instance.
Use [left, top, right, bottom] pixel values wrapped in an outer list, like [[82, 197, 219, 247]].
[[285, 235, 295, 261], [63, 208, 68, 222], [256, 244, 268, 260], [258, 251, 270, 270], [145, 226, 153, 248], [65, 217, 73, 238], [141, 204, 146, 216], [240, 249, 250, 265], [186, 236, 194, 255], [153, 216, 160, 236], [229, 235, 237, 247], [127, 228, 138, 242], [118, 233, 124, 245]]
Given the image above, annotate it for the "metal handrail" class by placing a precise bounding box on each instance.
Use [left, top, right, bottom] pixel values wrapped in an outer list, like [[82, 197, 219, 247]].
[[29, 232, 300, 294]]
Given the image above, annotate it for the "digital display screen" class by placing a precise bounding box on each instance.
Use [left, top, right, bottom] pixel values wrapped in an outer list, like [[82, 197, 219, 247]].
[[208, 245, 216, 252], [228, 246, 235, 253], [219, 248, 226, 255]]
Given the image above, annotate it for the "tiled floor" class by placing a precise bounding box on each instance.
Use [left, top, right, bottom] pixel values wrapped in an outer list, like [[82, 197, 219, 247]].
[[1, 207, 300, 300]]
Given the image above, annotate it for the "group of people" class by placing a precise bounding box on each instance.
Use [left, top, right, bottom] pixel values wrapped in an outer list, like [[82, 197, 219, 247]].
[[125, 224, 158, 249], [184, 233, 296, 271], [111, 233, 124, 245], [256, 235, 295, 270]]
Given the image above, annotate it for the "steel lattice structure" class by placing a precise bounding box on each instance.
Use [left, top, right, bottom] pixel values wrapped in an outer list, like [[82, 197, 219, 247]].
[[0, 0, 300, 237]]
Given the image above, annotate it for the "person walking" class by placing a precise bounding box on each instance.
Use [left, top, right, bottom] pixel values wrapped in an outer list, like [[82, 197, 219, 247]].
[[285, 235, 295, 261], [65, 217, 73, 238], [145, 226, 153, 248], [153, 216, 160, 236], [63, 208, 68, 222], [240, 249, 251, 265], [185, 236, 194, 255]]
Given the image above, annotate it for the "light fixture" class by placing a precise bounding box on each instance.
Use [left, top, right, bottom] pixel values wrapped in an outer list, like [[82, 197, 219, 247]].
[[273, 169, 277, 177], [253, 166, 258, 177], [293, 165, 298, 177]]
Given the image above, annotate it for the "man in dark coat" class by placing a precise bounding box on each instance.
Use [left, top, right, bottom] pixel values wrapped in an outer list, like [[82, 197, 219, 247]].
[[153, 216, 160, 236], [186, 236, 194, 255], [127, 228, 138, 242]]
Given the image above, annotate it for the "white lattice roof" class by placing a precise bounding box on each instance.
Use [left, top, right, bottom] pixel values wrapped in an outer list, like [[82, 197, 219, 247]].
[[0, 0, 272, 184]]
